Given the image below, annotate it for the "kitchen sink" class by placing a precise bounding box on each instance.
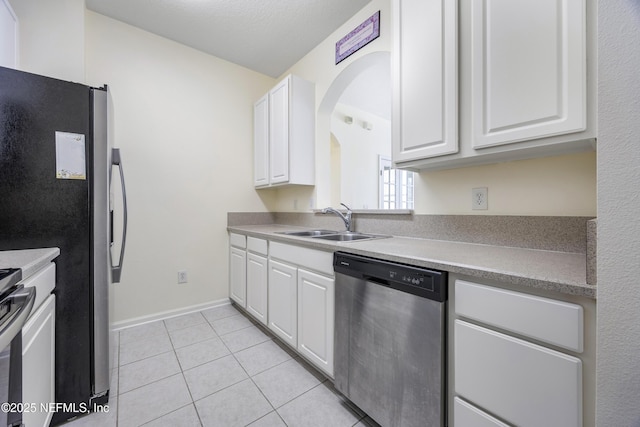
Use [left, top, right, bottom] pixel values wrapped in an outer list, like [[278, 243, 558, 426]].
[[312, 232, 386, 242], [277, 229, 388, 242], [278, 229, 338, 237]]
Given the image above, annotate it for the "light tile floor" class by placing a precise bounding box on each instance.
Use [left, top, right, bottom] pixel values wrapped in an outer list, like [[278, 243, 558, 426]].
[[62, 304, 377, 427]]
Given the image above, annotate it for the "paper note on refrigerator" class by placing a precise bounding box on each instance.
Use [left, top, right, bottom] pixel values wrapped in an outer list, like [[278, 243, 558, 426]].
[[55, 131, 86, 180]]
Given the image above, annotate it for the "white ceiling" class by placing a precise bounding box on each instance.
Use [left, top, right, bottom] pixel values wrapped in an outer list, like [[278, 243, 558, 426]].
[[86, 0, 372, 78]]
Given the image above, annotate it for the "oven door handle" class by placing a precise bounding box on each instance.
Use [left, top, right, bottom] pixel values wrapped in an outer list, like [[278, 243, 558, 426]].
[[0, 286, 36, 351]]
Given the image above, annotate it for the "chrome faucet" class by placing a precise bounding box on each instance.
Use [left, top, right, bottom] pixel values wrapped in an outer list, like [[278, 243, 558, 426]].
[[322, 203, 353, 232]]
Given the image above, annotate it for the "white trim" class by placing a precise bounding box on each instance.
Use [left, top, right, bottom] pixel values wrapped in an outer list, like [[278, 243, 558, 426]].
[[1, 0, 19, 68], [112, 298, 232, 331], [378, 155, 392, 209]]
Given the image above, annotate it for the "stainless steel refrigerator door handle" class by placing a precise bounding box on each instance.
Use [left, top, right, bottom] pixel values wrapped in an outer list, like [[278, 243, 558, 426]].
[[111, 148, 127, 283], [0, 286, 36, 350]]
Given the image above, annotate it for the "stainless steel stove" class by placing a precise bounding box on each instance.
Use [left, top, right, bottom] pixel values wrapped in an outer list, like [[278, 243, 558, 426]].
[[0, 269, 21, 291]]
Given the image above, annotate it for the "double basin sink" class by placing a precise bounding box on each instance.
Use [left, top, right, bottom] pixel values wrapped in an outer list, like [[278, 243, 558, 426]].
[[278, 229, 388, 242]]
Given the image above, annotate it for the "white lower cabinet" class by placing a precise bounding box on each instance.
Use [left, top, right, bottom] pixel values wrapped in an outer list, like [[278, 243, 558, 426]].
[[22, 294, 56, 427], [229, 246, 247, 308], [268, 241, 335, 376], [297, 268, 334, 376], [246, 252, 268, 325], [267, 259, 298, 348], [455, 320, 582, 427], [451, 277, 592, 427], [228, 234, 336, 377]]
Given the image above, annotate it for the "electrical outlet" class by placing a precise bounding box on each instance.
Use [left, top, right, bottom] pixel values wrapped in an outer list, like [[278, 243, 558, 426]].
[[472, 187, 488, 210], [178, 270, 188, 284]]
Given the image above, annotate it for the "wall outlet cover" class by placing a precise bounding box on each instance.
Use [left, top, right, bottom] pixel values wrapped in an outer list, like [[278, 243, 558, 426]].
[[178, 270, 188, 284], [472, 187, 488, 210]]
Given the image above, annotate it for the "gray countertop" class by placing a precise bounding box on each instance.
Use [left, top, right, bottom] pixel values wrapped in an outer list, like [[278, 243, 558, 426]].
[[228, 225, 595, 299], [0, 247, 60, 279]]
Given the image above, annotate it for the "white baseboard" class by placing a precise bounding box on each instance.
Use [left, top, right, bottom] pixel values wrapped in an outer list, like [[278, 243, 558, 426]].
[[112, 298, 232, 331]]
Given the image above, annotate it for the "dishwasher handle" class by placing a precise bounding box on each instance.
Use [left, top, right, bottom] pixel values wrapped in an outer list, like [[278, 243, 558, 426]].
[[362, 275, 392, 287]]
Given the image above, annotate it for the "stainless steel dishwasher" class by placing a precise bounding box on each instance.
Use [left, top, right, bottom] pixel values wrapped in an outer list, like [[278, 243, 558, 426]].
[[334, 252, 447, 427]]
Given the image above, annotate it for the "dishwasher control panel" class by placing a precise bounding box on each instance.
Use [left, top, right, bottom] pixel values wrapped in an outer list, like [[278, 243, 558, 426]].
[[389, 270, 434, 291], [334, 252, 447, 302]]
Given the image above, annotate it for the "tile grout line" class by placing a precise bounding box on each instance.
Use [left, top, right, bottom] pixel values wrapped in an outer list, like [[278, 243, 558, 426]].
[[174, 307, 256, 426], [228, 309, 340, 424], [118, 317, 182, 426], [195, 308, 281, 425], [137, 403, 198, 427], [122, 312, 245, 426], [170, 323, 205, 427]]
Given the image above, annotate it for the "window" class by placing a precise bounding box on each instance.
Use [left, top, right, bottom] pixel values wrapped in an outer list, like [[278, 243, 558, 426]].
[[379, 156, 414, 210]]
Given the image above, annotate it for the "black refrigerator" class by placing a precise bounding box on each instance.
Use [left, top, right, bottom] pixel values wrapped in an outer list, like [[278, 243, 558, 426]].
[[0, 66, 127, 425]]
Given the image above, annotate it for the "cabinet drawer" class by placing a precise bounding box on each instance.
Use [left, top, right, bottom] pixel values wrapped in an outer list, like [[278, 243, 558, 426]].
[[229, 233, 247, 249], [455, 320, 582, 427], [454, 397, 509, 427], [269, 241, 333, 276], [455, 280, 583, 352], [247, 237, 268, 256]]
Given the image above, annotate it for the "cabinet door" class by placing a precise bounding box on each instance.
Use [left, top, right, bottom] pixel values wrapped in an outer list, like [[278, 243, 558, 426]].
[[297, 269, 334, 377], [229, 246, 247, 308], [269, 77, 290, 185], [392, 0, 458, 162], [22, 295, 56, 427], [455, 320, 582, 427], [471, 0, 586, 148], [246, 253, 268, 325], [268, 259, 297, 347], [254, 94, 270, 187]]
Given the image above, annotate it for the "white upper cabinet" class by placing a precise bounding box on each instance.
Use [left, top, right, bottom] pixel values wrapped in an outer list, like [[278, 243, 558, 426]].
[[254, 74, 315, 188], [471, 0, 586, 148], [253, 94, 270, 187], [392, 0, 595, 170], [269, 78, 290, 184], [392, 0, 458, 162]]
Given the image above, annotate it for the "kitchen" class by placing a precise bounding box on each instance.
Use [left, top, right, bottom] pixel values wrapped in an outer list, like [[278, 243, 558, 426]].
[[0, 0, 638, 426]]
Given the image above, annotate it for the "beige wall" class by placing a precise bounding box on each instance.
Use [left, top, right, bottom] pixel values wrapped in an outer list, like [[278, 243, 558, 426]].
[[415, 151, 596, 215], [278, 0, 597, 217], [85, 12, 275, 323], [9, 0, 85, 82]]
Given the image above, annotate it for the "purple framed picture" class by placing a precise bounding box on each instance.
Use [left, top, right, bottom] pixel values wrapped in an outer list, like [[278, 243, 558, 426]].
[[335, 11, 381, 65]]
